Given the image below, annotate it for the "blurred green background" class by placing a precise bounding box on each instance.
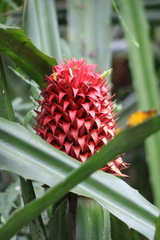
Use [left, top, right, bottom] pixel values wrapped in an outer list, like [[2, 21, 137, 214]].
[[0, 0, 160, 239]]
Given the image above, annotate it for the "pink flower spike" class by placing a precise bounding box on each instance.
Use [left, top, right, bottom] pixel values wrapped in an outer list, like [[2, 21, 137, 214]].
[[34, 58, 129, 177]]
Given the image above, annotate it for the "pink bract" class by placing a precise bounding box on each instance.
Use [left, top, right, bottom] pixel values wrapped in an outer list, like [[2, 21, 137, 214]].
[[34, 58, 128, 176]]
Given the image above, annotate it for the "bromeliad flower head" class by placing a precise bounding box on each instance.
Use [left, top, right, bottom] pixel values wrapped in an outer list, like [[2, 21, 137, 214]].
[[34, 58, 128, 176]]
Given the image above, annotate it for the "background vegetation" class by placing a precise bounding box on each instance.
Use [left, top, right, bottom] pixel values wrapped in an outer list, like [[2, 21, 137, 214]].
[[0, 0, 160, 239]]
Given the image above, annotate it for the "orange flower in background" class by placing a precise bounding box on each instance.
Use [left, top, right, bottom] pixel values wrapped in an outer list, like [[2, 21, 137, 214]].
[[34, 58, 128, 176], [127, 110, 157, 127]]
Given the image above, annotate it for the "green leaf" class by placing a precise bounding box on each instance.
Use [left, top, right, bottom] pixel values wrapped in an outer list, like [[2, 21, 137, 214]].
[[111, 215, 145, 240], [111, 0, 139, 47], [0, 179, 21, 223], [0, 54, 15, 120], [20, 178, 47, 240], [101, 69, 113, 79], [76, 196, 111, 240], [155, 215, 160, 240], [0, 116, 160, 239], [0, 46, 47, 239], [23, 0, 62, 62], [48, 196, 72, 240], [67, 0, 112, 70], [0, 24, 57, 86], [120, 0, 160, 208]]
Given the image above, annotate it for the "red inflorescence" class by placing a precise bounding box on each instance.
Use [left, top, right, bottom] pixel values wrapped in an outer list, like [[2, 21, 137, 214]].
[[34, 58, 129, 176]]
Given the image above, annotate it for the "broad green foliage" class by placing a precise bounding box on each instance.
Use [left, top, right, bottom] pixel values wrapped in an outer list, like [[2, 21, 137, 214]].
[[120, 0, 160, 208], [0, 116, 160, 239], [0, 24, 57, 86], [0, 0, 160, 240]]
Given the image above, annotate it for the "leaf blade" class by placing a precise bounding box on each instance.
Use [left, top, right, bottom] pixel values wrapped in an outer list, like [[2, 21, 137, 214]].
[[23, 0, 62, 62], [0, 116, 160, 238], [0, 24, 57, 85]]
